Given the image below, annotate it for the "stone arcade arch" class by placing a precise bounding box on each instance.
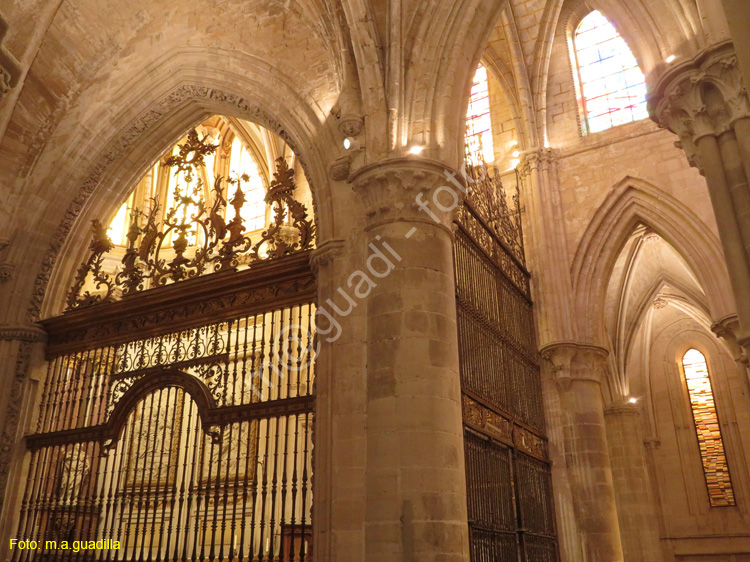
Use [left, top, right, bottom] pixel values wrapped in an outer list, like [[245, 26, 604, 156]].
[[571, 176, 735, 347]]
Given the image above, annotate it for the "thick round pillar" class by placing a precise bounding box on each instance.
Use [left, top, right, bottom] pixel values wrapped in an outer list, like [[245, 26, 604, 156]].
[[604, 403, 663, 562], [350, 157, 470, 562], [542, 343, 624, 562]]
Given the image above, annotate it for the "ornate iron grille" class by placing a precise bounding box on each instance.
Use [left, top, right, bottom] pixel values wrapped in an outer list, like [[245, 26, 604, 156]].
[[455, 167, 558, 562], [13, 254, 316, 562]]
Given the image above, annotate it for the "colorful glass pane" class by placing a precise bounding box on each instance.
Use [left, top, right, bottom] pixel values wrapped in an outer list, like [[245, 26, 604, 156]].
[[466, 64, 495, 164], [681, 349, 735, 507], [574, 11, 648, 133]]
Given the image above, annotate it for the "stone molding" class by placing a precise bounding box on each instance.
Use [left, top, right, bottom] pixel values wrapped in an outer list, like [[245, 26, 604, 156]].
[[540, 341, 608, 390], [0, 324, 47, 343], [349, 157, 465, 228], [604, 402, 640, 416], [309, 238, 346, 273], [650, 41, 749, 172]]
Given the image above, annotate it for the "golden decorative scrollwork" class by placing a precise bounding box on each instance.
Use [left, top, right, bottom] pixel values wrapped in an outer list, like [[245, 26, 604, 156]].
[[460, 163, 525, 266], [66, 129, 316, 311]]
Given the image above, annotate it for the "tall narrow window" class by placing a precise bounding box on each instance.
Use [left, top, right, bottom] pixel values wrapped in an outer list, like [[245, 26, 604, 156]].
[[466, 64, 494, 164], [572, 11, 648, 134], [681, 349, 735, 507]]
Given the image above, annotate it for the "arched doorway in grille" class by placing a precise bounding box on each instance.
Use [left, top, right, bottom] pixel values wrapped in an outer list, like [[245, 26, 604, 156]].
[[14, 119, 317, 562]]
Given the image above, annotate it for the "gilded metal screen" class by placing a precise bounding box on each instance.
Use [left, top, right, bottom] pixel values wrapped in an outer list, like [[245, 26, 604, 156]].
[[455, 169, 558, 562], [14, 254, 316, 562]]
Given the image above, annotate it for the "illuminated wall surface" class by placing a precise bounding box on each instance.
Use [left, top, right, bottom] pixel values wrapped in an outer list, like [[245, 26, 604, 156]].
[[682, 349, 736, 507]]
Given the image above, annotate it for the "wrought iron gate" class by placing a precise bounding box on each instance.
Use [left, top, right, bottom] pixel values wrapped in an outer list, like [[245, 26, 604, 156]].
[[12, 129, 318, 562], [455, 168, 558, 562], [14, 253, 316, 562]]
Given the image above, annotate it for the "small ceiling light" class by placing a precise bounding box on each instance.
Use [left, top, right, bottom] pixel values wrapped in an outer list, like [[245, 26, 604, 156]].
[[408, 145, 424, 155], [343, 137, 352, 150], [665, 55, 676, 63], [629, 397, 638, 404], [512, 150, 520, 158]]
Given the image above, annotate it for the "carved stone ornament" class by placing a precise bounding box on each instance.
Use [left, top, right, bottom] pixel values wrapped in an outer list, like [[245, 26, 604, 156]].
[[712, 314, 749, 365], [650, 41, 750, 173], [540, 343, 576, 390], [338, 115, 364, 137], [328, 155, 351, 181], [65, 129, 315, 311], [517, 147, 556, 180], [350, 157, 466, 227], [540, 341, 608, 389], [0, 324, 47, 342], [0, 263, 14, 283]]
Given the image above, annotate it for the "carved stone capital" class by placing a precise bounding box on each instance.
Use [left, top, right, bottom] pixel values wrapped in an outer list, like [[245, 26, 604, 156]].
[[650, 41, 749, 173], [0, 324, 47, 343], [309, 238, 346, 273], [712, 314, 749, 365], [540, 341, 608, 389], [349, 157, 465, 228], [518, 147, 556, 179]]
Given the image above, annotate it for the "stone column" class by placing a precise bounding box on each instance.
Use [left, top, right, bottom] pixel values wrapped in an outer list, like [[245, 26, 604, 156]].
[[310, 238, 370, 562], [542, 343, 624, 562], [604, 403, 663, 562], [350, 157, 470, 562], [517, 149, 577, 345], [651, 42, 750, 356], [0, 325, 47, 550], [520, 150, 595, 561]]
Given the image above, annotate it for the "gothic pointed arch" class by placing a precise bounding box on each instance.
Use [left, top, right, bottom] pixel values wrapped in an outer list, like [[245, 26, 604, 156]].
[[24, 49, 340, 320], [571, 176, 735, 345]]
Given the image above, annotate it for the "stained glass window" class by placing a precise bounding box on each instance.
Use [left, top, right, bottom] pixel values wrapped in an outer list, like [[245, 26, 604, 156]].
[[681, 349, 735, 507], [466, 64, 494, 164], [573, 11, 648, 133]]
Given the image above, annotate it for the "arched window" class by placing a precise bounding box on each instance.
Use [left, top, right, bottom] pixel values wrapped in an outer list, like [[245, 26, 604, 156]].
[[465, 64, 494, 164], [681, 348, 735, 507], [572, 10, 648, 134]]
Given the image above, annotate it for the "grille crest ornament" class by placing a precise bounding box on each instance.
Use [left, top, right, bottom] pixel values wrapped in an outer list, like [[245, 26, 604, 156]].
[[66, 129, 315, 310]]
